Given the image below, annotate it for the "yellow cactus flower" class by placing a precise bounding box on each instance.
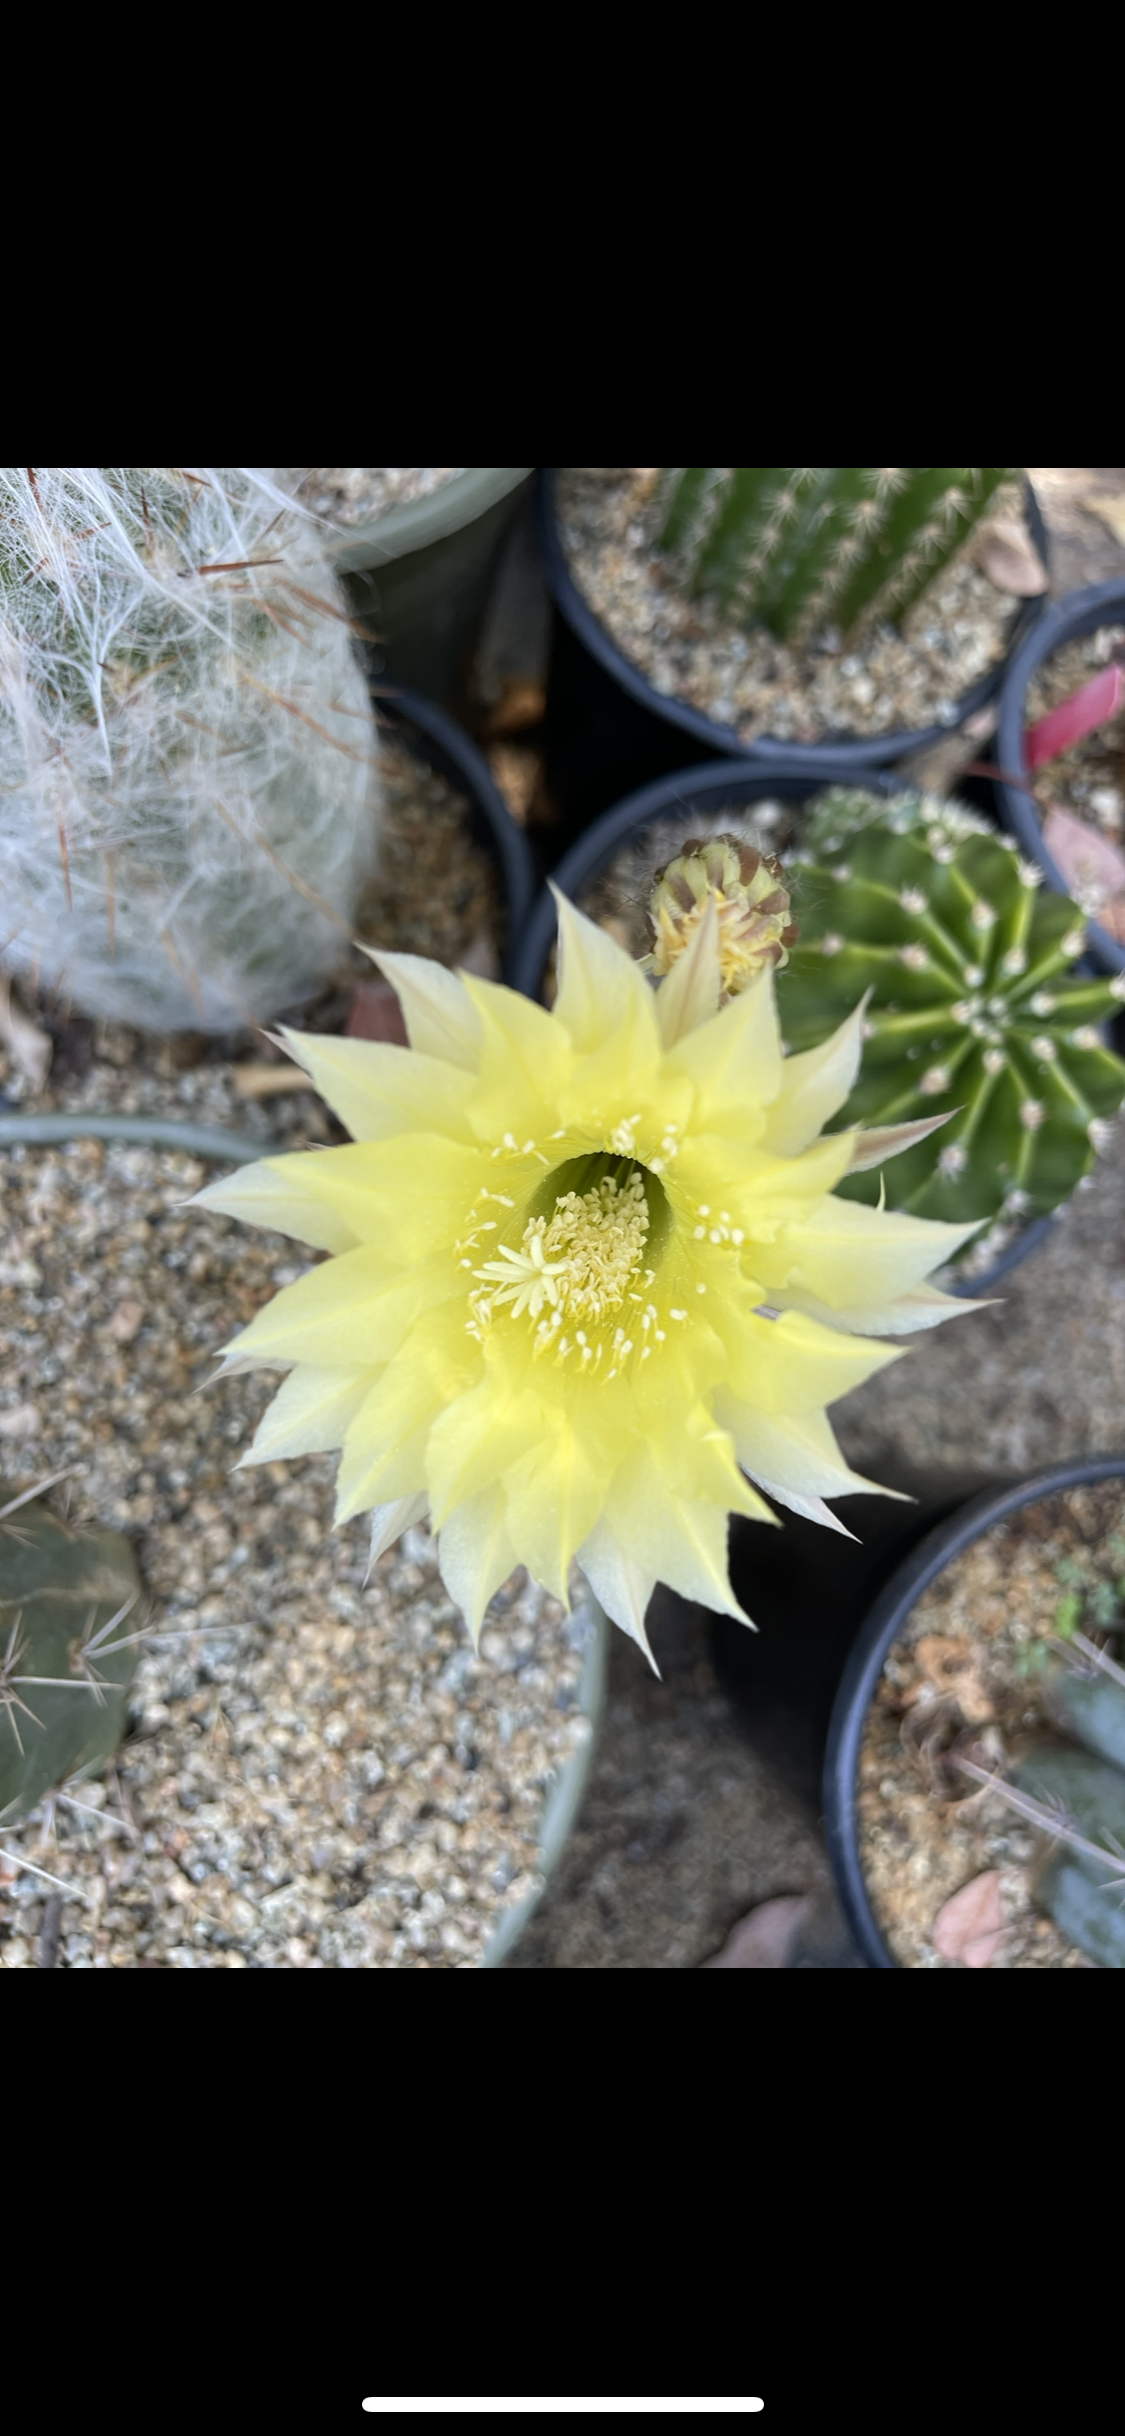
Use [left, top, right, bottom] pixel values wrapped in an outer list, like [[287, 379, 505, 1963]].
[[192, 891, 983, 1663]]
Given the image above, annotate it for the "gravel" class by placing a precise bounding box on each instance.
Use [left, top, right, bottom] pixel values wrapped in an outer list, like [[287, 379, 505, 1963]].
[[558, 468, 1034, 745], [359, 726, 504, 975], [283, 470, 466, 529], [0, 1129, 591, 1968]]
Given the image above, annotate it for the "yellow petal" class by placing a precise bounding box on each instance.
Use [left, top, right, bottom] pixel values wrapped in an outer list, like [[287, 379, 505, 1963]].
[[335, 1315, 476, 1521], [189, 1159, 361, 1255], [711, 1298, 903, 1413], [425, 1371, 554, 1526], [276, 1027, 477, 1141], [764, 996, 868, 1153], [437, 1484, 521, 1647], [552, 886, 661, 1055], [604, 1441, 756, 1623], [712, 1390, 907, 1518], [233, 1136, 485, 1261], [236, 1364, 380, 1466], [502, 1416, 613, 1604], [358, 946, 482, 1070], [682, 1126, 857, 1219], [577, 1517, 660, 1669], [653, 1399, 773, 1522], [760, 1195, 983, 1315], [219, 1244, 460, 1371], [654, 890, 722, 1047], [459, 973, 575, 1145], [366, 1493, 429, 1579], [781, 1279, 993, 1337], [664, 966, 782, 1129]]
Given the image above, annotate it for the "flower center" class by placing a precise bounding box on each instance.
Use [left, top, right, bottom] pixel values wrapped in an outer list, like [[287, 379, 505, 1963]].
[[467, 1156, 672, 1377], [478, 1170, 649, 1325]]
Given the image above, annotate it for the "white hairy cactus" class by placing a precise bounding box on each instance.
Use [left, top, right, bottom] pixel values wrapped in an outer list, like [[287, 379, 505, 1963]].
[[0, 468, 380, 1031]]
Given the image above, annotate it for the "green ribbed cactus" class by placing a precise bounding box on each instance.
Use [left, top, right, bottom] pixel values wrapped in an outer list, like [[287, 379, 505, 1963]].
[[658, 469, 1017, 643], [776, 788, 1125, 1238], [0, 1479, 142, 1828]]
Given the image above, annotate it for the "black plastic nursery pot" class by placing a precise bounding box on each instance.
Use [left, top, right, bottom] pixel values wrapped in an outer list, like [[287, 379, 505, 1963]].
[[711, 1458, 1012, 1819], [820, 1456, 1125, 1967], [372, 684, 538, 989], [535, 470, 1051, 841], [331, 471, 533, 720], [995, 580, 1125, 979], [505, 756, 1058, 1304]]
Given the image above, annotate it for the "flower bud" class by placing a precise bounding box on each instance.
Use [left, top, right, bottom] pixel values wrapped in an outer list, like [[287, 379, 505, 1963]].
[[644, 834, 798, 994]]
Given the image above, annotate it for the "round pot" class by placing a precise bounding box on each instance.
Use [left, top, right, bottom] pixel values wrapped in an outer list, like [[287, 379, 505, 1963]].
[[505, 756, 1055, 1303], [536, 471, 1051, 838], [374, 685, 538, 987], [822, 1456, 1125, 1967], [330, 470, 533, 716], [994, 580, 1125, 978]]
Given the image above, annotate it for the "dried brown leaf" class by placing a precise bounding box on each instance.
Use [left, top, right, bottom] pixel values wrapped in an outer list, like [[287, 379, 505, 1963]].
[[932, 1869, 1005, 1966]]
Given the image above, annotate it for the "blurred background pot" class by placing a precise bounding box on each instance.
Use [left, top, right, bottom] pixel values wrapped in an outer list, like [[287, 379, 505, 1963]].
[[329, 470, 533, 717], [995, 580, 1125, 979], [535, 470, 1050, 844], [371, 685, 538, 989], [820, 1457, 1125, 1966]]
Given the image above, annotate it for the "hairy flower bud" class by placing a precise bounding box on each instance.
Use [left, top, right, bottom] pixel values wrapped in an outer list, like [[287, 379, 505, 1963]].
[[643, 835, 798, 995]]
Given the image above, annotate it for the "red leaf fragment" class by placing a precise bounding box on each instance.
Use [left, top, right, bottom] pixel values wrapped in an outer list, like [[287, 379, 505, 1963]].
[[1024, 665, 1125, 771], [345, 979, 408, 1045]]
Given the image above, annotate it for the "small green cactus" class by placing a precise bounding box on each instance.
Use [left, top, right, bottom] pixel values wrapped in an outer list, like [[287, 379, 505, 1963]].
[[657, 468, 1018, 643], [0, 1478, 142, 1828], [776, 788, 1125, 1239]]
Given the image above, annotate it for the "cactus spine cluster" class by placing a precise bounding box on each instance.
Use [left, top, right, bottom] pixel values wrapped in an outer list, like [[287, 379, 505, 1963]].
[[0, 1479, 142, 1828], [776, 788, 1125, 1240], [658, 469, 1017, 643], [0, 468, 380, 1033], [1007, 1593, 1125, 1967]]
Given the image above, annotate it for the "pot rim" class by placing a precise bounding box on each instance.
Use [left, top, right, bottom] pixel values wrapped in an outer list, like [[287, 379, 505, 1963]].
[[323, 469, 533, 576], [371, 683, 539, 982], [994, 579, 1125, 977]]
